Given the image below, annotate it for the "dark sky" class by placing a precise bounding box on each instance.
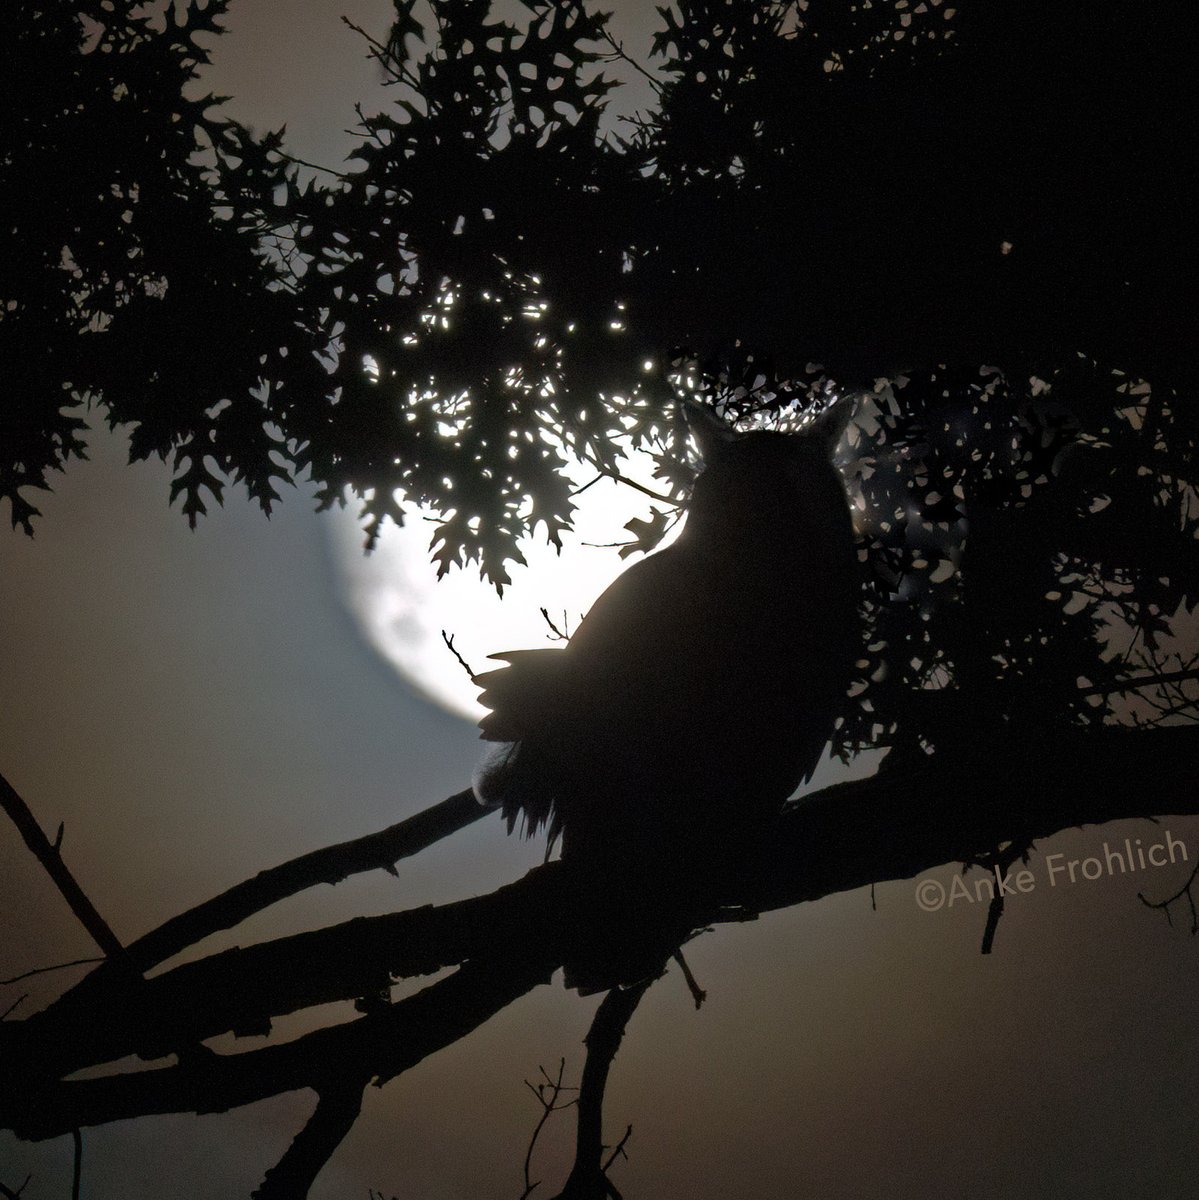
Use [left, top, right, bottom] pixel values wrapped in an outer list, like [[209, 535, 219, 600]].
[[3, 4, 1199, 1197]]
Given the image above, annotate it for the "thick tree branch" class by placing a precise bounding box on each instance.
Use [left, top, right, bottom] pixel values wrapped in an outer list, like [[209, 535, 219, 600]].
[[123, 788, 488, 974], [6, 953, 555, 1142], [6, 864, 566, 1081], [252, 1078, 366, 1200], [1, 787, 492, 1085], [4, 724, 1196, 1142], [555, 977, 654, 1200]]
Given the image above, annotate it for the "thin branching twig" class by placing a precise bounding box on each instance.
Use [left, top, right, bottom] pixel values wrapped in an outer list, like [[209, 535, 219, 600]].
[[0, 958, 103, 988], [520, 1058, 578, 1198], [442, 630, 478, 680]]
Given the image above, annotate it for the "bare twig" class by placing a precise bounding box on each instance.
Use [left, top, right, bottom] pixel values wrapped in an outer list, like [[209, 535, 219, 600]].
[[69, 1129, 82, 1200], [442, 631, 479, 680], [1, 995, 27, 1021], [964, 838, 1033, 955], [980, 893, 1005, 956], [671, 951, 706, 1009], [574, 448, 678, 506], [0, 772, 124, 960], [0, 1174, 32, 1199], [540, 608, 573, 642], [569, 474, 604, 498], [601, 1125, 634, 1174], [0, 958, 103, 988], [599, 30, 664, 96], [279, 151, 352, 180], [341, 17, 421, 90], [521, 1059, 578, 1198], [1139, 856, 1199, 934]]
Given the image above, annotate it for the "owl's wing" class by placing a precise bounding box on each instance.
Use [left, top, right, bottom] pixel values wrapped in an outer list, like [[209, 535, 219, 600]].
[[475, 648, 571, 742], [476, 548, 700, 742], [475, 547, 706, 838]]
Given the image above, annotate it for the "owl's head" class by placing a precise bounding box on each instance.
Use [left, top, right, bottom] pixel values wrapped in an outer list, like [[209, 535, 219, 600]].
[[681, 400, 859, 554], [684, 397, 854, 467]]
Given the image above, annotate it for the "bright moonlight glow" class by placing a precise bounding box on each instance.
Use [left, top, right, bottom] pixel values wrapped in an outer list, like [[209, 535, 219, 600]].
[[330, 449, 682, 722]]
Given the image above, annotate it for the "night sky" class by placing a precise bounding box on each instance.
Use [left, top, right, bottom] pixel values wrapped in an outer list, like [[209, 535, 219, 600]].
[[3, 4, 1199, 1196]]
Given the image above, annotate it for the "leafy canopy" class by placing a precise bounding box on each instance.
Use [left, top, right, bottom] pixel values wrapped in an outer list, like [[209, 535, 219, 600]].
[[4, 0, 1197, 750]]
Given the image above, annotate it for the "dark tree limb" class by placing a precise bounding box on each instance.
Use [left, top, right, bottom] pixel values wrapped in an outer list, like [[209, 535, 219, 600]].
[[4, 724, 1197, 1145], [746, 725, 1199, 916], [122, 788, 488, 975], [15, 789, 491, 1038], [3, 864, 566, 1083], [554, 977, 654, 1200], [252, 1078, 366, 1200], [6, 953, 555, 1142], [980, 892, 1005, 956], [70, 1128, 81, 1200]]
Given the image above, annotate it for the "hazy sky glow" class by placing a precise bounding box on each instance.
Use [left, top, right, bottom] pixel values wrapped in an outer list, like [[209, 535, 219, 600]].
[[3, 4, 1199, 1198]]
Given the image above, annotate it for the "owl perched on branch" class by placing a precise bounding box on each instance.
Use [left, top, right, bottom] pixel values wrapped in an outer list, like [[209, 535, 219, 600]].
[[474, 401, 860, 876]]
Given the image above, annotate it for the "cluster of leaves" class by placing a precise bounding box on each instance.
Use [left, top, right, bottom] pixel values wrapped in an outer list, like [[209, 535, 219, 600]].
[[833, 361, 1199, 760], [4, 0, 1196, 710], [274, 0, 666, 586], [1, 0, 301, 531]]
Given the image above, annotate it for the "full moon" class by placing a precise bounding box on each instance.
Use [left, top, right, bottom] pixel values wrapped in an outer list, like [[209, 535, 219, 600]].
[[329, 448, 683, 722]]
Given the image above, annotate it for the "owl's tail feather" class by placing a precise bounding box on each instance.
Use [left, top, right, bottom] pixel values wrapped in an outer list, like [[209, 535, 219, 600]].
[[472, 740, 559, 841], [471, 740, 517, 808]]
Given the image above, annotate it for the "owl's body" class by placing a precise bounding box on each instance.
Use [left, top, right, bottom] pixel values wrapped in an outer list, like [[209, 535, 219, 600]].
[[475, 406, 860, 872]]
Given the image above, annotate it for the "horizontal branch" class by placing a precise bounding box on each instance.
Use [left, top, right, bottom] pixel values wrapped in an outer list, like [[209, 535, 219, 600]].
[[8, 952, 555, 1142], [4, 723, 1196, 1140], [1082, 667, 1199, 698], [744, 724, 1199, 916], [7, 864, 566, 1080]]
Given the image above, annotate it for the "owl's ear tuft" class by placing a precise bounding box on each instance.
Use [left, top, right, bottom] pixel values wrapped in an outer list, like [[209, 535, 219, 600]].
[[799, 395, 856, 455], [682, 400, 739, 462]]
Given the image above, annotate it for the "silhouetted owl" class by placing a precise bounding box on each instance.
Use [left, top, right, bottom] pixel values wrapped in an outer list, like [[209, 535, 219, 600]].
[[474, 401, 860, 875]]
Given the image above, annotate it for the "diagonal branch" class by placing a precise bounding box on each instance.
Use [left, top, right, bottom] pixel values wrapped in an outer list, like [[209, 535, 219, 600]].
[[7, 952, 555, 1143], [1082, 667, 1199, 697], [4, 863, 566, 1084], [125, 788, 487, 974], [0, 771, 125, 960], [252, 1077, 367, 1200]]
